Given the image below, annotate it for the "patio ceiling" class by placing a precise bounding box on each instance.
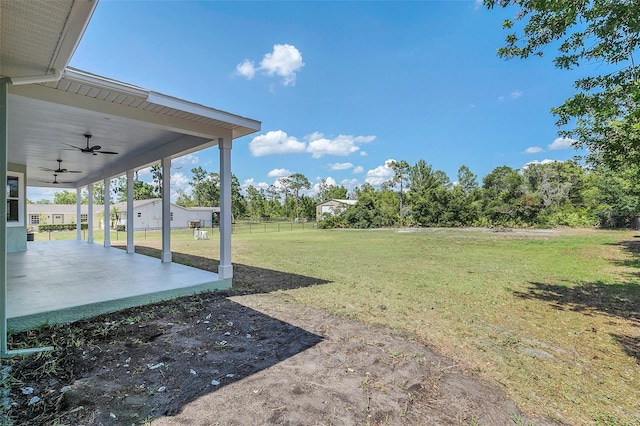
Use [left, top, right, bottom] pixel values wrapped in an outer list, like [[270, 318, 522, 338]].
[[1, 0, 260, 189], [9, 69, 261, 188]]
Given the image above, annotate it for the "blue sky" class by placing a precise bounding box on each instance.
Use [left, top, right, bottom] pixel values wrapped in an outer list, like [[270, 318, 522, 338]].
[[29, 0, 591, 202]]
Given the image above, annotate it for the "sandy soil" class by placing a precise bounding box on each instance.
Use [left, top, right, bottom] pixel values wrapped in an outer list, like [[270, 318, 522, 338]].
[[7, 288, 559, 425]]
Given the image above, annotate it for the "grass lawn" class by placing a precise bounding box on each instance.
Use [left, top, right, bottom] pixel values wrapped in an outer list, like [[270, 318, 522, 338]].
[[35, 226, 640, 424]]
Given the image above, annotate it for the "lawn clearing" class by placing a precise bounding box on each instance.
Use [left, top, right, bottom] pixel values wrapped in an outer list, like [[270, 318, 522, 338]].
[[33, 226, 640, 424]]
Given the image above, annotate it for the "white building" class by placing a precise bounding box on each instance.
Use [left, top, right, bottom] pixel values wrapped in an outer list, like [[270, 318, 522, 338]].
[[27, 199, 217, 230]]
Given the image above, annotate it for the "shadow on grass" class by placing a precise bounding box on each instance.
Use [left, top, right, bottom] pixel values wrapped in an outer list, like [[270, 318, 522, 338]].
[[7, 293, 323, 424], [610, 240, 640, 273], [515, 281, 640, 363], [125, 245, 332, 293]]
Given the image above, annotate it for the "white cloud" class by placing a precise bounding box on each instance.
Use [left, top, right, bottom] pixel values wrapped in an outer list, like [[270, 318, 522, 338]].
[[365, 159, 396, 186], [249, 130, 376, 158], [234, 59, 256, 80], [249, 130, 306, 156], [474, 0, 483, 10], [522, 159, 556, 170], [353, 165, 364, 174], [241, 178, 270, 194], [171, 172, 190, 189], [524, 146, 543, 154], [498, 96, 505, 102], [172, 153, 200, 169], [236, 44, 304, 86], [340, 178, 360, 190], [328, 162, 354, 171], [267, 168, 292, 178], [511, 90, 523, 99], [260, 44, 305, 86], [307, 133, 376, 158], [548, 137, 577, 150], [360, 151, 368, 156]]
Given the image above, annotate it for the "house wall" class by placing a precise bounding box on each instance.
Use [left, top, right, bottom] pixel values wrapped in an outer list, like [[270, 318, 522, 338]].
[[117, 201, 214, 230], [316, 200, 345, 222], [7, 163, 26, 253]]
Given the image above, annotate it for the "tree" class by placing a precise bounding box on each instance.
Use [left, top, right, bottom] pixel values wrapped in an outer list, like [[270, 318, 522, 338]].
[[150, 163, 162, 197], [388, 160, 410, 216], [54, 190, 76, 204], [486, 0, 640, 169], [175, 189, 195, 207], [316, 179, 348, 202], [190, 166, 220, 207], [282, 173, 311, 220]]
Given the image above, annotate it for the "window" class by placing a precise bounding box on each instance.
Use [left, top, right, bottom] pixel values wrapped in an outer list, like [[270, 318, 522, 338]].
[[170, 212, 174, 221], [80, 214, 88, 222], [6, 172, 24, 226], [29, 214, 40, 225], [137, 212, 142, 218]]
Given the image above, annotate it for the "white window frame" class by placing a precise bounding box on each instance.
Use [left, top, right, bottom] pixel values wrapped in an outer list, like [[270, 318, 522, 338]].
[[29, 214, 40, 225], [7, 171, 24, 227], [80, 213, 88, 222]]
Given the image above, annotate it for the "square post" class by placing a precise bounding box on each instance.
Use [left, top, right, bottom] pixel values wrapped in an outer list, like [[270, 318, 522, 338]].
[[161, 157, 172, 263], [87, 183, 94, 243], [76, 188, 82, 240], [218, 137, 233, 279], [104, 178, 111, 247], [126, 170, 134, 253], [0, 80, 50, 357], [0, 80, 8, 355]]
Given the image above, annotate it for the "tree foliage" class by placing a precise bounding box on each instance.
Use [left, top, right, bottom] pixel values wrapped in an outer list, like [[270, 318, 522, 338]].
[[485, 0, 640, 168]]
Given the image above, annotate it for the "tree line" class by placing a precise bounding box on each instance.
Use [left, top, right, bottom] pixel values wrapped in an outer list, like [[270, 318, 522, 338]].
[[29, 159, 640, 229], [319, 159, 640, 229]]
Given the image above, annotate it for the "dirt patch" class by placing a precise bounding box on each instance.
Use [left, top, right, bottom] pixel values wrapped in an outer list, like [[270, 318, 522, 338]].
[[5, 288, 560, 426]]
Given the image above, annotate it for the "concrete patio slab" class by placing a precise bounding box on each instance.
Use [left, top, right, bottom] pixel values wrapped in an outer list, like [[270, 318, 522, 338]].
[[7, 240, 228, 331]]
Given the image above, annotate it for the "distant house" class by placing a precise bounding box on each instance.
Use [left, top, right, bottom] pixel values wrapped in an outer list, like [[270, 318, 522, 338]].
[[316, 199, 358, 221], [27, 199, 217, 230], [111, 199, 217, 230], [26, 204, 102, 228]]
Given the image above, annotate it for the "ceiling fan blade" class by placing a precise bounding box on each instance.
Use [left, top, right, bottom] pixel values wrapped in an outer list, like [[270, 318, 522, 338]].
[[40, 167, 56, 172], [91, 145, 102, 151], [64, 170, 82, 173], [96, 150, 119, 155], [62, 142, 85, 150]]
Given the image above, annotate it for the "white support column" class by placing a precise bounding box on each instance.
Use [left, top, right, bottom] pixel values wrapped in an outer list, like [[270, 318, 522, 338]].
[[218, 137, 233, 279], [76, 188, 82, 240], [0, 80, 50, 356], [0, 80, 8, 355], [103, 178, 111, 248], [87, 183, 94, 243], [126, 170, 134, 254], [161, 157, 172, 263]]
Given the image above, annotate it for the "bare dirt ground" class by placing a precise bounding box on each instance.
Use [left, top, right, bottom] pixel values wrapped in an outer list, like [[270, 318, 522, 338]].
[[6, 251, 560, 425]]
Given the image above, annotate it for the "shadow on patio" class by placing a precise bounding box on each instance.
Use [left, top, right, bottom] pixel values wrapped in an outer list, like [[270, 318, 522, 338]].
[[123, 245, 332, 293]]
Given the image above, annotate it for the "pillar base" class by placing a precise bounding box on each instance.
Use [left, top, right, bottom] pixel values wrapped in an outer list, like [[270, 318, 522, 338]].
[[161, 251, 172, 263], [126, 244, 135, 254], [218, 264, 233, 279]]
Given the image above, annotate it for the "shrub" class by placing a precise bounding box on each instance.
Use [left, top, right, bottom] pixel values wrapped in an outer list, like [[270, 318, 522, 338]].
[[38, 223, 88, 232]]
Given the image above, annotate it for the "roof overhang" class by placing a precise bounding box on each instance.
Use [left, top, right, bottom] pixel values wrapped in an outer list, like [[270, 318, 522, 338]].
[[8, 68, 260, 188], [1, 0, 96, 81], [2, 0, 261, 190]]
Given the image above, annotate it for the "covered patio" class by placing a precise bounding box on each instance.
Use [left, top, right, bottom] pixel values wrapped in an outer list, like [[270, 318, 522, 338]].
[[0, 1, 261, 355], [7, 240, 225, 332]]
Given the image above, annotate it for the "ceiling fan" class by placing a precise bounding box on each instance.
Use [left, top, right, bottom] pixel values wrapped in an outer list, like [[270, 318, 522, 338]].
[[63, 133, 119, 156], [38, 174, 72, 185], [40, 159, 82, 174]]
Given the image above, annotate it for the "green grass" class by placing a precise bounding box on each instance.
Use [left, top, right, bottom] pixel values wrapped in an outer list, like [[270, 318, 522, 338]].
[[234, 228, 640, 425], [30, 226, 640, 424]]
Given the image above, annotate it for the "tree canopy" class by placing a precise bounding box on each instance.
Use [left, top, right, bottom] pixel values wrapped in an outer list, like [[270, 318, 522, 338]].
[[485, 0, 640, 168]]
